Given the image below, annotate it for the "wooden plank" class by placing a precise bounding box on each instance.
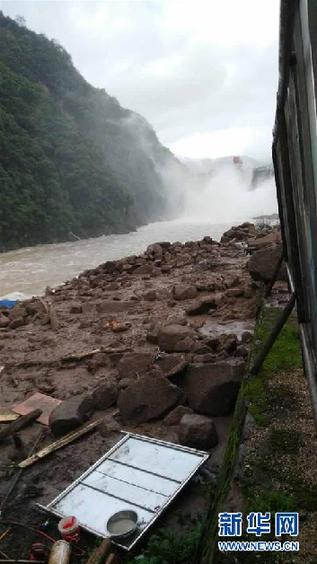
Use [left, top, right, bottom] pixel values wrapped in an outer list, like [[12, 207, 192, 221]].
[[0, 409, 42, 441], [19, 417, 104, 469], [0, 409, 19, 423]]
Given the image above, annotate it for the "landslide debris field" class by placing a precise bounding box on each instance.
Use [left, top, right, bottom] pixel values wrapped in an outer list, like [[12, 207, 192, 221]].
[[0, 222, 285, 561]]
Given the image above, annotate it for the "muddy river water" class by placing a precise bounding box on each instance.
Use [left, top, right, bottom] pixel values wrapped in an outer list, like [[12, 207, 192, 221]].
[[0, 219, 234, 299]]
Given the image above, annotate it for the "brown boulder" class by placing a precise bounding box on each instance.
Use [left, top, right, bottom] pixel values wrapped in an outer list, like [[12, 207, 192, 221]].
[[117, 375, 182, 424], [178, 413, 218, 450], [143, 290, 157, 301], [247, 244, 285, 283], [146, 243, 163, 260], [49, 394, 94, 437], [155, 353, 188, 379], [134, 264, 154, 275], [164, 405, 193, 426], [186, 294, 222, 315], [184, 361, 245, 416], [70, 303, 82, 314], [92, 381, 118, 409], [117, 352, 154, 378], [173, 285, 198, 301], [158, 324, 196, 352]]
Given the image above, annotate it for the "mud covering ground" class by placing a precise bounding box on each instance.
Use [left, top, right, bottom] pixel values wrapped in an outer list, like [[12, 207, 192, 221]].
[[0, 224, 276, 561]]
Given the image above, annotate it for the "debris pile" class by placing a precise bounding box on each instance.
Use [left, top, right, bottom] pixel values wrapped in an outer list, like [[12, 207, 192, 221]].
[[0, 222, 286, 560]]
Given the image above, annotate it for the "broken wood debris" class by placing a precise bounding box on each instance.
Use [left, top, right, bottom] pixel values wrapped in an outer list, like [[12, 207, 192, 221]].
[[18, 417, 105, 468], [85, 538, 111, 564], [0, 409, 19, 423], [0, 409, 42, 441], [4, 347, 131, 370]]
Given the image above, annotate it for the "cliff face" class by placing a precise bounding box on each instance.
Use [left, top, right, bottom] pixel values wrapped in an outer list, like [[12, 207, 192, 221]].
[[0, 13, 186, 250]]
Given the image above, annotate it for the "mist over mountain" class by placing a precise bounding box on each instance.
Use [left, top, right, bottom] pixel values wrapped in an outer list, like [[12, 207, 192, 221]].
[[0, 13, 188, 251]]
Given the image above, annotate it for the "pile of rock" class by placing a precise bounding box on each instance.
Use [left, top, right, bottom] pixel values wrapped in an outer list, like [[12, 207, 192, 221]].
[[221, 222, 257, 244]]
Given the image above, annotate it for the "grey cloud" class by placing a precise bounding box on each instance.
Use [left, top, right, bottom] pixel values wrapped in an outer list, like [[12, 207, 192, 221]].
[[0, 0, 279, 160]]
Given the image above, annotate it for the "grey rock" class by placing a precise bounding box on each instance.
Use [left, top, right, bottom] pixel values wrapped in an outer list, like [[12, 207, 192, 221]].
[[178, 413, 218, 450], [164, 405, 193, 426], [184, 361, 245, 416], [118, 375, 182, 424], [117, 352, 154, 378], [92, 381, 118, 409], [49, 394, 94, 437], [157, 324, 195, 352], [186, 294, 222, 316]]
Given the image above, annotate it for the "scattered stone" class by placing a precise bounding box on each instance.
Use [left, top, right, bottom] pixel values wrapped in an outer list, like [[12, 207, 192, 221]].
[[118, 377, 135, 389], [134, 264, 154, 275], [226, 288, 244, 298], [247, 244, 285, 283], [173, 285, 198, 301], [96, 301, 133, 313], [178, 413, 218, 450], [186, 294, 222, 316], [184, 361, 245, 416], [143, 290, 157, 301], [9, 317, 25, 329], [151, 266, 162, 277], [155, 353, 188, 379], [87, 353, 109, 373], [118, 375, 182, 424], [164, 405, 193, 426], [70, 304, 82, 314], [117, 351, 154, 378], [109, 321, 131, 333], [157, 324, 195, 352], [98, 416, 121, 437], [146, 323, 160, 344], [92, 381, 118, 409], [236, 345, 249, 358], [49, 394, 94, 436], [9, 304, 27, 320], [241, 331, 253, 343], [192, 353, 215, 363], [146, 243, 163, 260], [0, 315, 9, 328]]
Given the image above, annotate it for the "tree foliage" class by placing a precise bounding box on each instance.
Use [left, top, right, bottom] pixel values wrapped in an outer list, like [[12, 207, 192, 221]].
[[0, 12, 175, 250]]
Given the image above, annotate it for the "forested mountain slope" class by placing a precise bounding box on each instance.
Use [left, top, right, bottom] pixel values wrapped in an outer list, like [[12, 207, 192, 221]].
[[0, 13, 186, 250]]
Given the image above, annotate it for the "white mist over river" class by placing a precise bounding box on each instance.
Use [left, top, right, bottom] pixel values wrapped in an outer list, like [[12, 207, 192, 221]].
[[0, 169, 277, 299]]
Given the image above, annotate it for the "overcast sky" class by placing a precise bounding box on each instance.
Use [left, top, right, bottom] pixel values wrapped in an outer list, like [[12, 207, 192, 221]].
[[0, 0, 280, 161]]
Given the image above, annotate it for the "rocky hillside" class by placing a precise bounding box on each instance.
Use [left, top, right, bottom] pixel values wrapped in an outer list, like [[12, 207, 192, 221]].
[[0, 13, 187, 251]]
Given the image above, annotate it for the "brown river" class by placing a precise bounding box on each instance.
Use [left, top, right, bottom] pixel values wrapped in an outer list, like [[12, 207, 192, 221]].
[[0, 220, 233, 299]]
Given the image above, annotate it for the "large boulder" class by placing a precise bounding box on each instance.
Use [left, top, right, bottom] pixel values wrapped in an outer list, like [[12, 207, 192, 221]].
[[117, 352, 155, 379], [221, 223, 256, 244], [146, 243, 163, 260], [155, 353, 188, 380], [92, 381, 118, 409], [248, 231, 281, 251], [117, 375, 182, 424], [157, 324, 196, 352], [184, 361, 245, 416], [178, 413, 218, 450], [49, 394, 94, 437], [247, 244, 285, 283]]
